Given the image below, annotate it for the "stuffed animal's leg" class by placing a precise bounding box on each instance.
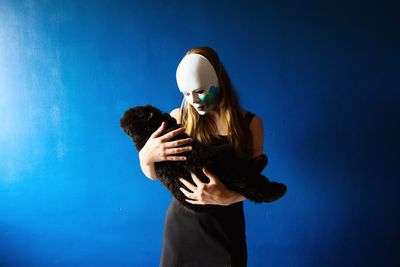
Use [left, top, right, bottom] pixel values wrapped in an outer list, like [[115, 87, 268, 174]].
[[235, 174, 287, 203]]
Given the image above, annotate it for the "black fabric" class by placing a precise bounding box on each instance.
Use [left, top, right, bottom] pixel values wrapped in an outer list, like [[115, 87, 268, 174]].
[[160, 112, 255, 267], [244, 112, 255, 126]]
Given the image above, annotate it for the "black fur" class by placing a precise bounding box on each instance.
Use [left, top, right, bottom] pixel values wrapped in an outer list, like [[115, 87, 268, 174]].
[[120, 105, 287, 213]]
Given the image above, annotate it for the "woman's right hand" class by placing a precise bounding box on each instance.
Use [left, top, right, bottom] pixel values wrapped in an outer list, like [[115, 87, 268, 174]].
[[139, 121, 193, 166]]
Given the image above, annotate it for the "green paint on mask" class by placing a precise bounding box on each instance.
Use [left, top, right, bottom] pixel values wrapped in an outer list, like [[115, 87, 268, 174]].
[[200, 86, 219, 106]]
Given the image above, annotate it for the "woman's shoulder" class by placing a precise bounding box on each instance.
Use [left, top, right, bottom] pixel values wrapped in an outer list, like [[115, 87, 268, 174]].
[[170, 107, 182, 124], [240, 109, 260, 124], [240, 108, 255, 117], [241, 108, 263, 133], [241, 109, 264, 156]]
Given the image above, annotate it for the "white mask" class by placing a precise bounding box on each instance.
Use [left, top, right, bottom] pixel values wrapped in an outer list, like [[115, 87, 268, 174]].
[[176, 54, 219, 115]]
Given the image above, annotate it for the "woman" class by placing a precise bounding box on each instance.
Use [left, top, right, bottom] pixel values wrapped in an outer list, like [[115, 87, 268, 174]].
[[138, 47, 264, 266]]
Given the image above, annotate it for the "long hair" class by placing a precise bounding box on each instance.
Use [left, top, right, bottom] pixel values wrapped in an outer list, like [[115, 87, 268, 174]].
[[180, 47, 253, 157]]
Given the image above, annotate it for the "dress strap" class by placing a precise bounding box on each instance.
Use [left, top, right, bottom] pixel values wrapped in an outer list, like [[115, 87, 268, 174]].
[[244, 111, 255, 126]]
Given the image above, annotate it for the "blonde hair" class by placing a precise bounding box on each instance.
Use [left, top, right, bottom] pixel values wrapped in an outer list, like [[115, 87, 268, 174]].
[[180, 47, 253, 157]]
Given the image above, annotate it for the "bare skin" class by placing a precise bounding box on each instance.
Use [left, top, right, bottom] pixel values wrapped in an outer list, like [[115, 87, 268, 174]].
[[139, 107, 264, 206], [138, 122, 193, 180], [179, 168, 244, 206]]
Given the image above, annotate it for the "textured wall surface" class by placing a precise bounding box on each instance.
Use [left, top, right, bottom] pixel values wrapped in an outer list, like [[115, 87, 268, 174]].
[[0, 1, 399, 266]]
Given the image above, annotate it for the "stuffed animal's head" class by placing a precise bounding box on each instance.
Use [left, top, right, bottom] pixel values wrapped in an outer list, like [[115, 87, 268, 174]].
[[120, 105, 177, 151]]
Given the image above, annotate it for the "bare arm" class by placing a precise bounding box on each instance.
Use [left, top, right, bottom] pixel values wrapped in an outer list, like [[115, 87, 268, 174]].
[[179, 115, 266, 205], [140, 158, 158, 180], [138, 108, 190, 180], [249, 115, 265, 158], [225, 115, 265, 203]]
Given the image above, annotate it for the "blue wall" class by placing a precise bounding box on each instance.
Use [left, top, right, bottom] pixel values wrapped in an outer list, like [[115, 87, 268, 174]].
[[0, 1, 398, 266]]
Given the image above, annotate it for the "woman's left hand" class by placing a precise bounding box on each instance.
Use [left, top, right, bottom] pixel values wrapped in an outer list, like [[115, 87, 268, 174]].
[[179, 168, 245, 206]]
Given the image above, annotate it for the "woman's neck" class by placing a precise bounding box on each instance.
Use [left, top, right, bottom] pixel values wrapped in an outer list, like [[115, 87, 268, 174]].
[[207, 108, 247, 136], [203, 110, 223, 135]]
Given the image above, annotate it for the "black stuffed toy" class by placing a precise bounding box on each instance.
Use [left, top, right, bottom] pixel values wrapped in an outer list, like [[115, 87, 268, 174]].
[[120, 105, 286, 213]]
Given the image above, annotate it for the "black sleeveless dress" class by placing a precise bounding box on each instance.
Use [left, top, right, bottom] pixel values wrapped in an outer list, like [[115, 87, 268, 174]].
[[160, 112, 255, 267]]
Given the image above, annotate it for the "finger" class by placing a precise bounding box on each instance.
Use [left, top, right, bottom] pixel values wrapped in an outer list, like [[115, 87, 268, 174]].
[[179, 187, 196, 200], [179, 178, 197, 192], [185, 199, 205, 205], [159, 127, 186, 142], [150, 121, 166, 138], [164, 146, 192, 155], [202, 168, 217, 185], [164, 156, 187, 161], [164, 137, 193, 148], [191, 172, 204, 187]]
